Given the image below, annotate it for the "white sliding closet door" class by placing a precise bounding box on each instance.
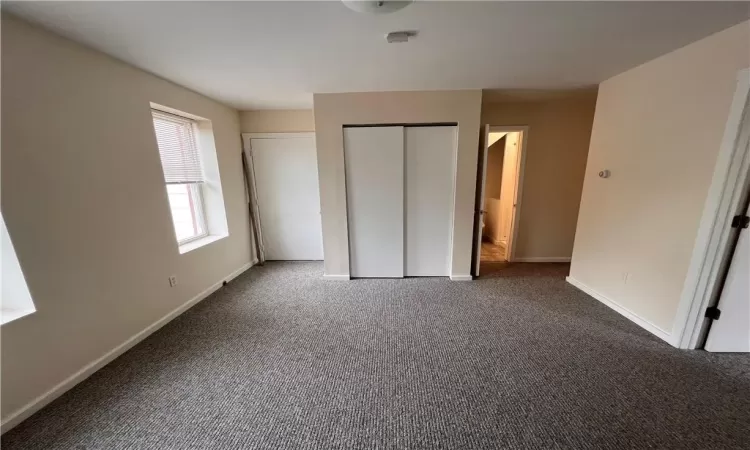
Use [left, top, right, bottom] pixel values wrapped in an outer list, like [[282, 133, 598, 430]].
[[344, 127, 404, 278], [250, 135, 323, 260], [405, 127, 457, 276]]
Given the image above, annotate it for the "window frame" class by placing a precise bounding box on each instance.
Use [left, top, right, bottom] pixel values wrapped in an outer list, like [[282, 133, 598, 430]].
[[151, 109, 210, 247], [173, 181, 209, 246]]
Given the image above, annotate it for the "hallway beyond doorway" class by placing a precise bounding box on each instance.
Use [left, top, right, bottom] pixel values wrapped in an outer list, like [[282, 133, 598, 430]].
[[481, 237, 506, 262], [473, 126, 527, 277]]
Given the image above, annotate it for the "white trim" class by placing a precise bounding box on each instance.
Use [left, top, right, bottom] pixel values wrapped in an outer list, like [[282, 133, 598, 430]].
[[150, 102, 208, 122], [178, 234, 227, 255], [473, 124, 491, 277], [674, 68, 750, 349], [512, 257, 571, 263], [0, 262, 254, 434], [566, 276, 675, 345], [322, 274, 350, 280], [447, 126, 459, 279], [178, 183, 209, 244], [450, 274, 473, 281], [241, 135, 266, 263], [241, 132, 315, 140]]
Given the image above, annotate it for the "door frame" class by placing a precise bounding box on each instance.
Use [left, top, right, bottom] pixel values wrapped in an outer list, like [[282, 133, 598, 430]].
[[341, 124, 460, 278], [240, 132, 321, 262], [472, 124, 490, 277], [673, 67, 750, 349], [487, 125, 529, 263]]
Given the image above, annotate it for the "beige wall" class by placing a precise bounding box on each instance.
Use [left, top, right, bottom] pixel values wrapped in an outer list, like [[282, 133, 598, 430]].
[[481, 93, 597, 259], [570, 21, 750, 334], [485, 138, 505, 200], [240, 109, 314, 133], [1, 16, 251, 425], [313, 90, 482, 278]]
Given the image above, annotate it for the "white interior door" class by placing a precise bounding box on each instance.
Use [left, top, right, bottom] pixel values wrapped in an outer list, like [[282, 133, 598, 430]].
[[405, 126, 456, 276], [344, 127, 404, 278], [250, 135, 323, 260], [472, 125, 491, 277], [705, 204, 750, 352]]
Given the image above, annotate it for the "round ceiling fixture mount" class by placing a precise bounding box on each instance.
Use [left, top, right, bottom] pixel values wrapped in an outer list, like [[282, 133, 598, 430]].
[[342, 0, 413, 14]]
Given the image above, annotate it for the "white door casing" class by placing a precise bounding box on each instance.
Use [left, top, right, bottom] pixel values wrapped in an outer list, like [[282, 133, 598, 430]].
[[705, 203, 750, 352], [675, 68, 750, 349], [473, 125, 491, 276]]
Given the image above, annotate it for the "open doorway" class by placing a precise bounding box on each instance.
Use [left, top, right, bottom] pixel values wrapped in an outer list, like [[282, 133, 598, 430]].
[[472, 126, 527, 277], [482, 130, 522, 262]]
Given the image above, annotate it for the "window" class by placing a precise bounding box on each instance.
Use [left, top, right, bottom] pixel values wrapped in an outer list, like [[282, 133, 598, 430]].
[[1, 213, 36, 325], [151, 110, 208, 245]]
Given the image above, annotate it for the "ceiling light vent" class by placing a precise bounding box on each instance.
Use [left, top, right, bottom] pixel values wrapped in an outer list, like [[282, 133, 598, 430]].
[[386, 30, 417, 43], [342, 1, 413, 14]]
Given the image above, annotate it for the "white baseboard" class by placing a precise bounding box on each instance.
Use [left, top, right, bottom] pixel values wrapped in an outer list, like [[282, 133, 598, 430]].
[[565, 276, 675, 346], [0, 261, 254, 434], [450, 274, 473, 281], [513, 257, 571, 263], [323, 274, 350, 280], [226, 263, 253, 282]]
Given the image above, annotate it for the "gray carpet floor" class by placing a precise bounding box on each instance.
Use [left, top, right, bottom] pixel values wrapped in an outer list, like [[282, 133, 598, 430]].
[[3, 262, 749, 449]]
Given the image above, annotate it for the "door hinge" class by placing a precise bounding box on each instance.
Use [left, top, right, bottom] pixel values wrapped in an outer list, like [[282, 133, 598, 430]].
[[705, 306, 721, 321], [730, 214, 749, 229]]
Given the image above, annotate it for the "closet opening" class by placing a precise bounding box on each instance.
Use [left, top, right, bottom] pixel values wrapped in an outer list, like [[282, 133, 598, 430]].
[[471, 126, 527, 277], [343, 124, 458, 279]]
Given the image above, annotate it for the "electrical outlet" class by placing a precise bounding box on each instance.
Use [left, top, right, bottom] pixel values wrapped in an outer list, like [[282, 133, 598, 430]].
[[168, 275, 177, 287], [622, 272, 630, 284]]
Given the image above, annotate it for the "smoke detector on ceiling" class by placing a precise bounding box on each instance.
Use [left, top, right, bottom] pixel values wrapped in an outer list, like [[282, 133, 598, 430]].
[[342, 1, 413, 14]]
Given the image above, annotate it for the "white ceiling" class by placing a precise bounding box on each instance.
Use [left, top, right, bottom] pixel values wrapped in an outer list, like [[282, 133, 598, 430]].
[[7, 1, 749, 110]]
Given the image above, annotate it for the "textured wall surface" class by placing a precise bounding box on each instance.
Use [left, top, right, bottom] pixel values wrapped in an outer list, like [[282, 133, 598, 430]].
[[313, 90, 482, 278], [570, 21, 750, 333], [1, 15, 250, 423]]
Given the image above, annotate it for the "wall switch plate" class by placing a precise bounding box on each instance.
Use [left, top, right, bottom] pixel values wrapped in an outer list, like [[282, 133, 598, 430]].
[[168, 275, 177, 287], [622, 272, 630, 284]]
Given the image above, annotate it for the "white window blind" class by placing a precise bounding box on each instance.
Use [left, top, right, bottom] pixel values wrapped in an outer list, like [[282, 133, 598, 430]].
[[151, 110, 204, 184]]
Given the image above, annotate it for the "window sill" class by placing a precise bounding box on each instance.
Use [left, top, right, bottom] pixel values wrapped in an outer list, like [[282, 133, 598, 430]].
[[1, 308, 35, 326], [178, 234, 227, 254]]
